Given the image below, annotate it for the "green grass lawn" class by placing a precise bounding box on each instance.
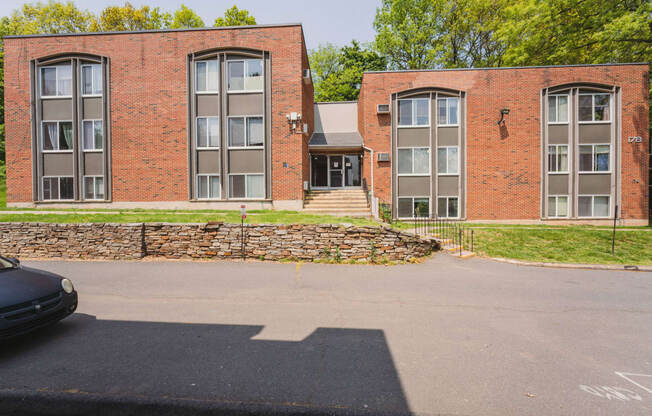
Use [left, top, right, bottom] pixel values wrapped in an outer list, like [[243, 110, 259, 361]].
[[0, 176, 5, 208], [470, 226, 651, 265]]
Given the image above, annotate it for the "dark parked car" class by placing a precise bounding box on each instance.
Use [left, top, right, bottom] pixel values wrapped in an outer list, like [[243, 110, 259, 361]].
[[0, 256, 77, 339]]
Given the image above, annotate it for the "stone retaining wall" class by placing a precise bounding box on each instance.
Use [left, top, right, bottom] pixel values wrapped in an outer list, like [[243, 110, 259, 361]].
[[0, 222, 436, 262]]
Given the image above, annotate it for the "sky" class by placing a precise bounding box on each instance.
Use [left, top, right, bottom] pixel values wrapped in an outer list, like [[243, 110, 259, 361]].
[[0, 0, 380, 50]]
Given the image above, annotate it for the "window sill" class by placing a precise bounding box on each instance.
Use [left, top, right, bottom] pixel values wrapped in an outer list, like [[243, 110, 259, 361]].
[[41, 95, 73, 100], [197, 147, 220, 151], [548, 122, 569, 125], [397, 125, 430, 129], [437, 124, 459, 128], [42, 150, 73, 153], [195, 91, 219, 95], [83, 149, 103, 153], [578, 121, 611, 124], [437, 173, 459, 176], [227, 90, 264, 94], [548, 171, 569, 175], [227, 146, 264, 150], [397, 173, 431, 177], [81, 94, 103, 98], [578, 171, 611, 174]]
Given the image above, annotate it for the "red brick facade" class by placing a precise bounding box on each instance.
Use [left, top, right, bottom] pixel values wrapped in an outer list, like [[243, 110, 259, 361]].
[[358, 65, 649, 221], [4, 24, 312, 204]]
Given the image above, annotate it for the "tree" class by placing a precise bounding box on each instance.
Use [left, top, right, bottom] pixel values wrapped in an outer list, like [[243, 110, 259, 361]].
[[310, 41, 387, 102], [214, 6, 256, 27], [169, 4, 204, 29], [373, 0, 447, 69], [91, 3, 171, 32]]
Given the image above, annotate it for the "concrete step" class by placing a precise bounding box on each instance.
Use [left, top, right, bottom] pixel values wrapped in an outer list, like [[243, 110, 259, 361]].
[[301, 209, 372, 217], [305, 196, 368, 202], [304, 202, 369, 208]]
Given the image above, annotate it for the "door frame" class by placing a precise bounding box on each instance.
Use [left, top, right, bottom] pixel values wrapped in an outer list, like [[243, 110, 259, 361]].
[[310, 153, 362, 190]]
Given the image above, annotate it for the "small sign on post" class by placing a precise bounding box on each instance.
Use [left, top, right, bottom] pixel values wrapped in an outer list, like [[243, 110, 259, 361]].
[[240, 205, 246, 261]]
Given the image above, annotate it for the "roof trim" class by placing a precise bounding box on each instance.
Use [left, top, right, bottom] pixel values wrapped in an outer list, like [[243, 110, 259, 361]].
[[314, 101, 358, 105], [364, 62, 649, 75], [3, 22, 303, 40]]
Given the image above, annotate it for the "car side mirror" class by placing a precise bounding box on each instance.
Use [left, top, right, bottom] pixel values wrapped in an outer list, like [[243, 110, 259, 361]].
[[7, 257, 20, 266]]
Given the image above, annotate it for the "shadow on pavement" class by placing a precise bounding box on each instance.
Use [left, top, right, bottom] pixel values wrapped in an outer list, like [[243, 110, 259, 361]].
[[0, 313, 411, 416]]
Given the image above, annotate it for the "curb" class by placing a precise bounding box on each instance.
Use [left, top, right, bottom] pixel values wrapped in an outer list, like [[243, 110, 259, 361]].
[[488, 257, 652, 272]]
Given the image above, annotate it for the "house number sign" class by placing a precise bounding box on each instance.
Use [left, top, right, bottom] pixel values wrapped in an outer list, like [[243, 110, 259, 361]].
[[628, 136, 642, 143]]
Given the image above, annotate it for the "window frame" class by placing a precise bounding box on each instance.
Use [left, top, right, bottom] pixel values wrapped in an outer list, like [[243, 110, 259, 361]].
[[82, 119, 103, 152], [578, 93, 611, 124], [83, 175, 105, 201], [397, 98, 430, 128], [41, 176, 74, 201], [196, 116, 220, 149], [547, 144, 569, 174], [195, 59, 220, 94], [397, 196, 431, 219], [227, 115, 265, 149], [39, 65, 73, 98], [437, 146, 459, 175], [437, 196, 460, 219], [227, 173, 265, 200], [577, 195, 611, 218], [547, 195, 569, 218], [196, 174, 221, 200], [578, 143, 611, 173], [41, 120, 74, 153], [547, 94, 569, 124], [226, 59, 264, 93], [80, 63, 103, 97], [397, 147, 430, 176], [436, 96, 459, 126]]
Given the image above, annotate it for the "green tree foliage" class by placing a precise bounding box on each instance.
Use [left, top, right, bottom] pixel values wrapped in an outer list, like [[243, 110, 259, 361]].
[[91, 3, 172, 32], [169, 4, 204, 29], [310, 41, 387, 101], [214, 6, 256, 27]]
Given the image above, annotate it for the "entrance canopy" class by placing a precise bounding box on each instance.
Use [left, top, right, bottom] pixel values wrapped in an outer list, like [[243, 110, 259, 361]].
[[309, 101, 363, 151]]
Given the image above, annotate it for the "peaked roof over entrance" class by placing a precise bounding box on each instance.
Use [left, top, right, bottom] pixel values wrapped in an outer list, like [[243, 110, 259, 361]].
[[309, 102, 363, 151]]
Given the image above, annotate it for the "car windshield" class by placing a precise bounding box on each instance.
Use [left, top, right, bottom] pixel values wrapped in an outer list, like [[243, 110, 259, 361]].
[[0, 257, 16, 270]]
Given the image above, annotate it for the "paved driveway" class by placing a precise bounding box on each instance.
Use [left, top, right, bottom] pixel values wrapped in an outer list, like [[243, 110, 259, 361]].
[[1, 255, 651, 415]]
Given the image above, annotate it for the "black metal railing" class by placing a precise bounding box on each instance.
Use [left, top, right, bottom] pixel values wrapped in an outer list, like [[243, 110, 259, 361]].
[[412, 216, 474, 255]]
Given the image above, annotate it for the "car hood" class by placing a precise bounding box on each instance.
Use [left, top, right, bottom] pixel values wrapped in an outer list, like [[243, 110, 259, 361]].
[[0, 266, 63, 307]]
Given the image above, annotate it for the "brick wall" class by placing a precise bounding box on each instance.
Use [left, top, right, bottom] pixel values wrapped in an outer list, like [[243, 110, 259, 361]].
[[358, 65, 649, 220], [4, 25, 308, 203]]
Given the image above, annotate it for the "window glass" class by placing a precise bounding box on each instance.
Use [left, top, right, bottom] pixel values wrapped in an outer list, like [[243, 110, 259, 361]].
[[228, 61, 244, 91], [246, 175, 265, 198], [557, 96, 568, 122], [548, 97, 557, 123], [579, 95, 593, 121], [198, 176, 208, 199], [437, 99, 447, 125], [208, 117, 219, 147], [229, 175, 245, 198], [447, 147, 458, 174], [206, 60, 218, 91], [246, 60, 263, 91], [579, 145, 593, 171], [594, 94, 610, 121], [413, 148, 429, 174], [557, 196, 568, 217], [398, 100, 412, 126], [94, 120, 103, 149], [596, 145, 609, 171], [41, 67, 57, 96], [578, 196, 592, 217], [58, 65, 72, 96], [414, 99, 429, 125], [84, 177, 95, 199], [448, 98, 458, 125], [414, 198, 429, 217], [437, 198, 447, 217], [59, 122, 73, 150], [594, 196, 609, 216], [43, 178, 57, 200], [92, 64, 102, 95], [398, 149, 412, 174], [82, 66, 93, 95], [398, 198, 412, 218], [209, 176, 220, 198], [95, 177, 104, 199], [558, 146, 568, 171], [229, 117, 245, 147], [43, 122, 57, 150], [196, 62, 207, 92], [60, 177, 74, 199], [547, 196, 556, 217], [448, 197, 458, 218], [437, 148, 447, 173], [247, 117, 264, 146], [83, 121, 94, 150], [197, 118, 208, 147]]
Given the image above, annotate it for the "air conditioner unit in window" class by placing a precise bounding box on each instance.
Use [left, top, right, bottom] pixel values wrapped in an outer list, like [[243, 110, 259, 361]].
[[302, 69, 311, 84], [376, 104, 390, 114], [377, 153, 390, 162]]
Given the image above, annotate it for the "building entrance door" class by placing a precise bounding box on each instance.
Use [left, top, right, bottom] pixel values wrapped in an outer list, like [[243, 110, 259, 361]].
[[310, 154, 361, 189]]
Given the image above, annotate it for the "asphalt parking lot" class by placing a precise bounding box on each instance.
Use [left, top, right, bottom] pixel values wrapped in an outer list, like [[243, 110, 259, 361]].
[[1, 254, 651, 415]]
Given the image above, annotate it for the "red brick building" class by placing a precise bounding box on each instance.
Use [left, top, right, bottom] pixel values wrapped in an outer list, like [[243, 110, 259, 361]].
[[3, 24, 649, 224]]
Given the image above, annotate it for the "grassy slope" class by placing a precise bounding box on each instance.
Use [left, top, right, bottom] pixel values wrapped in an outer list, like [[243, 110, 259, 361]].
[[0, 177, 5, 208]]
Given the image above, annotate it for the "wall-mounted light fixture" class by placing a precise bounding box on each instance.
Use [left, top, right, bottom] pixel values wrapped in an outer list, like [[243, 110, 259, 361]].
[[286, 112, 302, 132], [497, 108, 510, 125]]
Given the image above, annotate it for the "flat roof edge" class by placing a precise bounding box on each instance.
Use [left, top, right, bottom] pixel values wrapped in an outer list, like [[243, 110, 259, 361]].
[[314, 101, 358, 105], [364, 62, 650, 75], [3, 23, 303, 40]]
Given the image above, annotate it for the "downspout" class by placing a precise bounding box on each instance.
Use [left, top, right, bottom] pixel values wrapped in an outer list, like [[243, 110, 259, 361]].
[[362, 145, 374, 197]]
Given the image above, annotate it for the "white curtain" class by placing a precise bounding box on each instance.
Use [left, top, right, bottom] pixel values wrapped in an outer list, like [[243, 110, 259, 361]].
[[61, 123, 73, 149], [46, 123, 57, 150]]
